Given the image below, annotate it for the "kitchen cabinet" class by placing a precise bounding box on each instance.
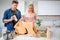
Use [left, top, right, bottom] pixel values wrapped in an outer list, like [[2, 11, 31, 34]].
[[38, 1, 60, 15]]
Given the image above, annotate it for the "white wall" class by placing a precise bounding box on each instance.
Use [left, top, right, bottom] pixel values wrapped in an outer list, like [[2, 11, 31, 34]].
[[41, 20, 60, 27], [38, 1, 60, 15], [0, 0, 11, 27], [17, 0, 25, 15]]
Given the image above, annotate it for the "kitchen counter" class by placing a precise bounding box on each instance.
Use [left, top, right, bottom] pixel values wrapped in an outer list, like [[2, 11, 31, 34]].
[[12, 34, 48, 40], [50, 27, 60, 39], [12, 27, 60, 40], [1, 26, 60, 40]]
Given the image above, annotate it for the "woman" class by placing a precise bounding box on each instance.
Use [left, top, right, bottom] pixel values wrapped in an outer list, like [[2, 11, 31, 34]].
[[14, 4, 37, 36]]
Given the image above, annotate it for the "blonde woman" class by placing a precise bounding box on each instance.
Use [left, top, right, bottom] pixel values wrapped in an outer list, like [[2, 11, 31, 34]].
[[14, 4, 37, 36]]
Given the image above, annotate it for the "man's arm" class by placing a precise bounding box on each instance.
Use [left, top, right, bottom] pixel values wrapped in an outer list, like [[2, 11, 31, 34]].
[[3, 10, 14, 23], [4, 18, 12, 23], [4, 16, 15, 23]]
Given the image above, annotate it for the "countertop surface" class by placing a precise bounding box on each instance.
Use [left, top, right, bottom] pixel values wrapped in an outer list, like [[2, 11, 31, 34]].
[[0, 27, 60, 40]]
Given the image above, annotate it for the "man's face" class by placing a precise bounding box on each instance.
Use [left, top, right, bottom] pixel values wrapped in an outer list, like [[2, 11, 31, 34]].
[[12, 3, 18, 10]]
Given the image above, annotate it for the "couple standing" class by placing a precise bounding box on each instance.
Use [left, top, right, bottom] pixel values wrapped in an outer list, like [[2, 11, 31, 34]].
[[3, 0, 37, 39]]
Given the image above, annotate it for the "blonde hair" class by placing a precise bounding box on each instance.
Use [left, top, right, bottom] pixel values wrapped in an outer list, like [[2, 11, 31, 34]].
[[28, 4, 35, 13]]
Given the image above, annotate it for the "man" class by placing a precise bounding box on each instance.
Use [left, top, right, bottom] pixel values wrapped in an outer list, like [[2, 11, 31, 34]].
[[3, 0, 21, 39]]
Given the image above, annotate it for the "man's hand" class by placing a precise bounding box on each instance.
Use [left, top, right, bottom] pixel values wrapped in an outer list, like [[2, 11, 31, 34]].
[[12, 15, 18, 21], [10, 15, 15, 21]]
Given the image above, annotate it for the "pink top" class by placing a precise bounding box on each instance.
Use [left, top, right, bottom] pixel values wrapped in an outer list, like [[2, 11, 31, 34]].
[[22, 12, 37, 22]]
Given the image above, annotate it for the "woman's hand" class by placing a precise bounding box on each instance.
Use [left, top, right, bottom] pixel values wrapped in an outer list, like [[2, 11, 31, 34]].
[[33, 20, 36, 23], [20, 17, 24, 21]]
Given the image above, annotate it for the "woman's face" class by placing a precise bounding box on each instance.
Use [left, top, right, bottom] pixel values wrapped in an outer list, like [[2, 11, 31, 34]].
[[28, 6, 34, 12]]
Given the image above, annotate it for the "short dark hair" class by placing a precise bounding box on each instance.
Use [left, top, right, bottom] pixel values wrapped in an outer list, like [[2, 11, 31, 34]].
[[12, 0, 18, 4]]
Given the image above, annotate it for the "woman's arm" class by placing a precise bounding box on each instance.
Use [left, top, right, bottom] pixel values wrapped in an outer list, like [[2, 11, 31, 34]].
[[20, 15, 25, 21], [33, 13, 38, 23]]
